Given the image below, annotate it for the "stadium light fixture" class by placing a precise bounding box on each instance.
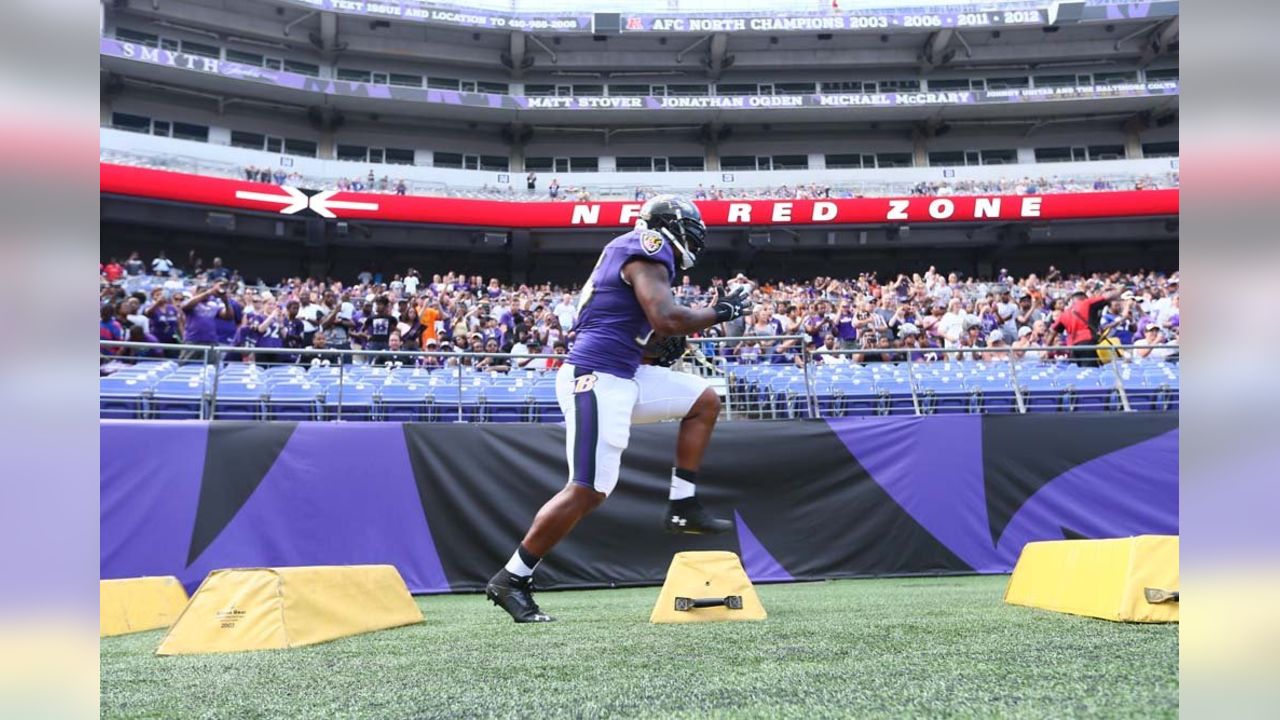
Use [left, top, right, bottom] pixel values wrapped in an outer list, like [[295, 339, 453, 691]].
[[1048, 0, 1086, 25], [153, 20, 220, 40], [224, 35, 291, 50]]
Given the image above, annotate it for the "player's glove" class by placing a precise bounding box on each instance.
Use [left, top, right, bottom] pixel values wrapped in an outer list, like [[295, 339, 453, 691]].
[[643, 334, 688, 367], [712, 284, 753, 323]]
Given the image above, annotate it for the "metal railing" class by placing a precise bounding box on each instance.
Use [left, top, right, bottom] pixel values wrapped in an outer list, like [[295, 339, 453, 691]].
[[100, 341, 569, 422], [100, 146, 1179, 202], [690, 335, 1178, 420], [99, 338, 1178, 422]]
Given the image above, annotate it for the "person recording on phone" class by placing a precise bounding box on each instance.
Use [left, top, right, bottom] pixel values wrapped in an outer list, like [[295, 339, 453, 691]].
[[319, 297, 356, 351], [179, 280, 233, 360]]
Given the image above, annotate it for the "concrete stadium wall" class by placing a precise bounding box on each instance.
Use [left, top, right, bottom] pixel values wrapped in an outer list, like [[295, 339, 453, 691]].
[[101, 128, 1179, 193]]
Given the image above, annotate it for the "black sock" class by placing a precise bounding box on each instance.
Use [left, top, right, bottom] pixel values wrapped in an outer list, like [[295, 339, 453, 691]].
[[670, 467, 699, 501], [517, 544, 541, 568], [504, 544, 542, 577]]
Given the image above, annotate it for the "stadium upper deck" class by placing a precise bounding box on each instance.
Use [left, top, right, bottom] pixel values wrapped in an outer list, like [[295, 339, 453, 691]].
[[111, 0, 1179, 38], [101, 0, 1178, 141]]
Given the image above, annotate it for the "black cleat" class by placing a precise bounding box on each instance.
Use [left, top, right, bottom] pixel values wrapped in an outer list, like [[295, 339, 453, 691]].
[[665, 497, 733, 535], [485, 569, 555, 623]]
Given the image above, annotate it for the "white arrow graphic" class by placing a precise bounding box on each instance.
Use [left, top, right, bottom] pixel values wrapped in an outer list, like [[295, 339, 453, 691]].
[[305, 189, 380, 218], [234, 186, 379, 218], [235, 185, 310, 214]]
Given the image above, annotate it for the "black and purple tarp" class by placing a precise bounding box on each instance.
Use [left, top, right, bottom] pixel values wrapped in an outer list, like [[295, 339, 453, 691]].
[[101, 415, 1177, 595]]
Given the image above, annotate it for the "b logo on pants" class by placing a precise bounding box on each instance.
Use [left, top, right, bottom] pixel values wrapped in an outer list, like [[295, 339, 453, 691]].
[[573, 374, 598, 394]]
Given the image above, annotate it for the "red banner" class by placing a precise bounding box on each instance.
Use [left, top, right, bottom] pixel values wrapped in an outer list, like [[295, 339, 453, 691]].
[[101, 163, 1179, 229]]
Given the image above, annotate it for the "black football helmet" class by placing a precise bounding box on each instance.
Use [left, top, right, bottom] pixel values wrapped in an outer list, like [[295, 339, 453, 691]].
[[639, 194, 706, 270]]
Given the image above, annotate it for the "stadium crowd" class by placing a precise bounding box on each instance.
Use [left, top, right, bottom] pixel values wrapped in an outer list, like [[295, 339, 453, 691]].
[[100, 150, 1180, 202], [100, 249, 1180, 369], [277, 170, 1177, 203]]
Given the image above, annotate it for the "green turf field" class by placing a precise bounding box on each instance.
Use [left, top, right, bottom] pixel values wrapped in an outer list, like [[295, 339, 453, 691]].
[[100, 575, 1177, 719]]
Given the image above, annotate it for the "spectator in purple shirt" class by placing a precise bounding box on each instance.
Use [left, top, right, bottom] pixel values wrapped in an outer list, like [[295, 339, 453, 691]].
[[250, 297, 287, 362], [145, 289, 181, 346], [215, 294, 242, 345], [833, 301, 858, 349], [479, 316, 505, 348], [181, 281, 233, 360], [233, 299, 266, 361], [977, 300, 1001, 336]]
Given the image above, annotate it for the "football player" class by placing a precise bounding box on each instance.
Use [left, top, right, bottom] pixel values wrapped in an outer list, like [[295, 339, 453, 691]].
[[486, 195, 753, 623]]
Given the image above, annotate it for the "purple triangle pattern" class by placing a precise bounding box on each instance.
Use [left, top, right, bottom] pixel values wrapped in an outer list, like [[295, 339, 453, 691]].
[[993, 429, 1178, 565], [826, 417, 1177, 573], [826, 416, 1003, 571], [735, 510, 793, 582], [181, 422, 450, 594], [101, 422, 208, 580]]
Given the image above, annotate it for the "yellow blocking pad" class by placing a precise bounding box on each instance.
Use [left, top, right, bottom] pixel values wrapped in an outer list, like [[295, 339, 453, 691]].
[[650, 551, 766, 624], [100, 576, 189, 637], [1004, 535, 1179, 623], [156, 565, 423, 655]]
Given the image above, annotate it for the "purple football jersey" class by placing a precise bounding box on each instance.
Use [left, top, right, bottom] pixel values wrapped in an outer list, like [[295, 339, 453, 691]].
[[567, 228, 676, 378]]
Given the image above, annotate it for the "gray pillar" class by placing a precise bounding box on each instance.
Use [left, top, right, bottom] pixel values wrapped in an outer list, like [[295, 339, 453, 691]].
[[705, 142, 719, 171], [1124, 128, 1144, 159], [912, 133, 929, 167], [318, 129, 337, 160], [510, 142, 525, 173], [509, 32, 527, 79]]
